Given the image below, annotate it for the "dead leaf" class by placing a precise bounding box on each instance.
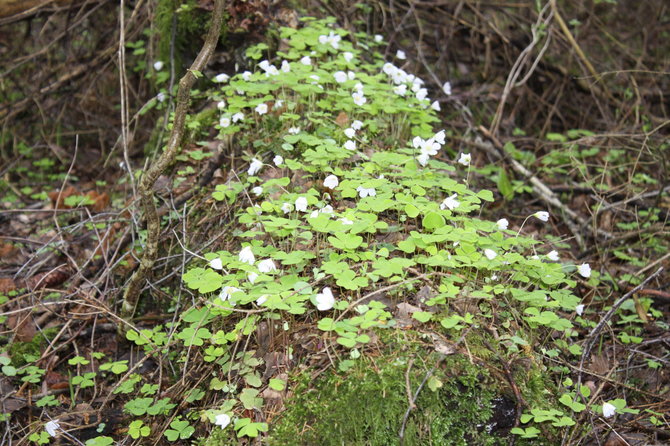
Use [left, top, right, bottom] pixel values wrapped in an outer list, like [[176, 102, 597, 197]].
[[335, 111, 349, 127]]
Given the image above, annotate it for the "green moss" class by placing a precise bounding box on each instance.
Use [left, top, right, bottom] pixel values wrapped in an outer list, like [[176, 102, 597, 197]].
[[269, 337, 507, 446], [8, 328, 59, 366]]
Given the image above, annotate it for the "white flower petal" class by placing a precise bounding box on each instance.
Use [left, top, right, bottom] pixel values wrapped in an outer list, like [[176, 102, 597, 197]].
[[239, 246, 255, 265], [248, 158, 263, 176], [458, 153, 471, 166], [323, 175, 339, 189], [440, 194, 460, 210], [602, 402, 616, 418], [578, 263, 592, 278], [45, 420, 60, 437], [496, 218, 509, 230], [315, 287, 335, 311], [215, 413, 231, 429], [295, 196, 308, 212], [258, 259, 277, 273], [209, 258, 223, 270], [484, 249, 497, 260], [534, 211, 550, 222]]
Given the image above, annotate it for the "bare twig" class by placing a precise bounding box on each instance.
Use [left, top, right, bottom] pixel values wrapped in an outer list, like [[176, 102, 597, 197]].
[[119, 0, 227, 323], [577, 266, 664, 382]]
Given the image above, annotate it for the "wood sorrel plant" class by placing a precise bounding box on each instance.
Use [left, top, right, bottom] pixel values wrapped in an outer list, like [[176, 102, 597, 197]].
[[129, 17, 598, 442]]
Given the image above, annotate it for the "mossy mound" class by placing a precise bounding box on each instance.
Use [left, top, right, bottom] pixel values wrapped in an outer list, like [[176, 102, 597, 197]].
[[269, 338, 512, 446]]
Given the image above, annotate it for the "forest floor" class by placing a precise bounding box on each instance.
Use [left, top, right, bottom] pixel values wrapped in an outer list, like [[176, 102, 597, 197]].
[[1, 1, 669, 445]]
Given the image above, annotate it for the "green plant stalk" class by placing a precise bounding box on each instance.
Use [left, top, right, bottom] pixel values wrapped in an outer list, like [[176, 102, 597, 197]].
[[119, 0, 227, 325]]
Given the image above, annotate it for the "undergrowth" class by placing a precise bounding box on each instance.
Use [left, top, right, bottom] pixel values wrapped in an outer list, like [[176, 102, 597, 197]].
[[3, 15, 661, 446]]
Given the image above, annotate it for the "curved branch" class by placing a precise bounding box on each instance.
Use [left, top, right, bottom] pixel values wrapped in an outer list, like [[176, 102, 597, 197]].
[[120, 0, 226, 323]]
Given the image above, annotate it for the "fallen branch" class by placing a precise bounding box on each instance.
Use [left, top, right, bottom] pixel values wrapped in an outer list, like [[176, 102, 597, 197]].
[[119, 0, 226, 323]]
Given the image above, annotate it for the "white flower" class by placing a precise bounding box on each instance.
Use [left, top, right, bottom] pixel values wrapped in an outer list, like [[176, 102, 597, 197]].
[[241, 71, 252, 81], [393, 84, 407, 96], [300, 56, 311, 65], [434, 130, 446, 145], [153, 61, 164, 71], [248, 158, 263, 176], [534, 211, 550, 222], [396, 50, 406, 60], [309, 210, 319, 218], [258, 259, 277, 273], [356, 186, 376, 198], [270, 155, 282, 167], [309, 74, 320, 82], [259, 60, 270, 71], [440, 194, 460, 210], [252, 186, 263, 196], [374, 34, 383, 42], [219, 117, 231, 128], [343, 52, 354, 62], [323, 174, 339, 189], [256, 295, 268, 305], [238, 246, 255, 265], [255, 103, 268, 115], [496, 218, 509, 230], [344, 140, 356, 151], [344, 128, 356, 138], [602, 402, 616, 418], [281, 60, 291, 72], [351, 120, 363, 130], [232, 112, 244, 123], [457, 153, 471, 166], [354, 82, 364, 92], [442, 81, 452, 95], [484, 249, 498, 260], [547, 250, 559, 261], [431, 101, 441, 111], [220, 286, 241, 300], [209, 258, 223, 270], [417, 153, 430, 167], [320, 205, 334, 214], [339, 217, 353, 225], [217, 100, 226, 110], [382, 62, 397, 76], [156, 92, 166, 102], [215, 413, 231, 429], [576, 304, 585, 316], [45, 420, 60, 437], [416, 88, 428, 101], [578, 263, 592, 278], [288, 127, 300, 135], [315, 287, 335, 311], [352, 91, 367, 106], [281, 202, 292, 214], [247, 272, 258, 284], [266, 65, 279, 76], [214, 73, 230, 83], [295, 196, 308, 212], [334, 71, 348, 83]]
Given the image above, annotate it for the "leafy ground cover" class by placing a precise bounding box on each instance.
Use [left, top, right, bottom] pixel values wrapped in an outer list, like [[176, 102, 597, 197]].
[[1, 2, 669, 445]]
